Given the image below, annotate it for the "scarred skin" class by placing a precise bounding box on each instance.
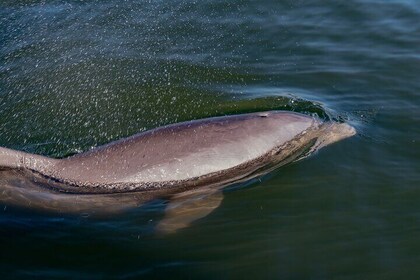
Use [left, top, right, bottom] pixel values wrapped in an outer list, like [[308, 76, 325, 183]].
[[0, 111, 355, 213]]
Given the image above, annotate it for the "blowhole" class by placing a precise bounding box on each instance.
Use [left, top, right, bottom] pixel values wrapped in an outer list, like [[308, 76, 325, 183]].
[[258, 113, 269, 118]]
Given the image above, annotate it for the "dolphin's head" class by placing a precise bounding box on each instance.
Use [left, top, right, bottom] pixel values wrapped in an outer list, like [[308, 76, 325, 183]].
[[260, 110, 356, 144], [311, 121, 356, 152]]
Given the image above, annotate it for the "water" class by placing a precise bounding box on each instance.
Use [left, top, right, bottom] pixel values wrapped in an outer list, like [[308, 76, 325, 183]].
[[0, 0, 419, 278]]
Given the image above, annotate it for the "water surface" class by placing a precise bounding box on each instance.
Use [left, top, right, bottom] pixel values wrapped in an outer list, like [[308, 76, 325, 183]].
[[0, 0, 419, 279]]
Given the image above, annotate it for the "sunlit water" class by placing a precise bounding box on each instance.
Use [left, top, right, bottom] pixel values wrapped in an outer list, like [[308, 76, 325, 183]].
[[0, 0, 419, 279]]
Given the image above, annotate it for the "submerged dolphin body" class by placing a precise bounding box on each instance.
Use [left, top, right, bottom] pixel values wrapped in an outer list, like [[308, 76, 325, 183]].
[[0, 111, 355, 232]]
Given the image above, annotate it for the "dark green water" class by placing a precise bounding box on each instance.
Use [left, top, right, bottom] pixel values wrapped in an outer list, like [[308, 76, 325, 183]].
[[0, 0, 419, 279]]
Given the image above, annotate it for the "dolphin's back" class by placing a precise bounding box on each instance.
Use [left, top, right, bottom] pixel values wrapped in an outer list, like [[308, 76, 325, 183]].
[[52, 111, 317, 186], [0, 146, 57, 171]]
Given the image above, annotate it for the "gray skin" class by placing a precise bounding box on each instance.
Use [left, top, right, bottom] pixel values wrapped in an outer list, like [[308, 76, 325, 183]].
[[0, 111, 355, 230]]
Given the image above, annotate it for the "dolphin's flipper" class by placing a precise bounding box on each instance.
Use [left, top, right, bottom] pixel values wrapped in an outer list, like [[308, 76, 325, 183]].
[[156, 188, 224, 234]]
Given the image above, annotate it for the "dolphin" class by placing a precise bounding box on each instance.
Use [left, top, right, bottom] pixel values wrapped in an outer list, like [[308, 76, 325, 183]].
[[0, 111, 355, 232]]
